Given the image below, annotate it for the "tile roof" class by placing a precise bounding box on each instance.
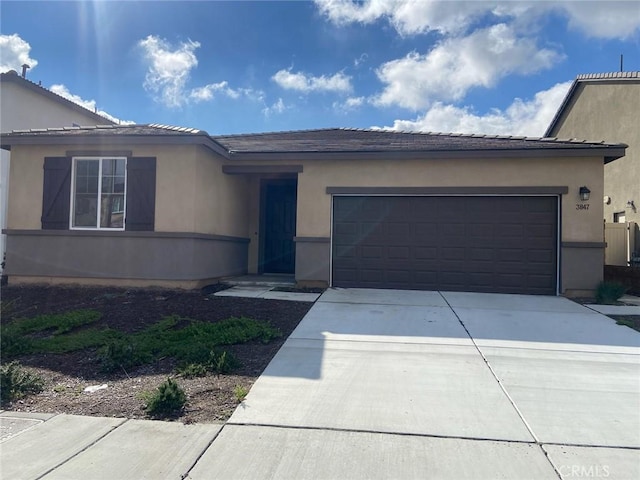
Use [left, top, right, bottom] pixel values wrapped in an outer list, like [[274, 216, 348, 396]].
[[4, 123, 205, 136], [1, 125, 626, 162], [212, 127, 624, 154], [576, 71, 639, 80]]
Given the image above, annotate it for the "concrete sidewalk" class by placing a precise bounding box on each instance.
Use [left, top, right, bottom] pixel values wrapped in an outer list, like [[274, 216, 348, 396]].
[[2, 289, 639, 479]]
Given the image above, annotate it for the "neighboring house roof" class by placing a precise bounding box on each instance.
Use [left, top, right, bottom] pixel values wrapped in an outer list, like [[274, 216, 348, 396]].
[[0, 70, 116, 126], [545, 71, 640, 137], [1, 124, 627, 163]]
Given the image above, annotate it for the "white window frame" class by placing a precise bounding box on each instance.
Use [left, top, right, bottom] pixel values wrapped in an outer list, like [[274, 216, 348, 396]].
[[70, 156, 127, 230]]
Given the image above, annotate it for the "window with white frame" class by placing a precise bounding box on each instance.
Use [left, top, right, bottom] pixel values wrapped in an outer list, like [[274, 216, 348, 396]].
[[71, 157, 126, 229]]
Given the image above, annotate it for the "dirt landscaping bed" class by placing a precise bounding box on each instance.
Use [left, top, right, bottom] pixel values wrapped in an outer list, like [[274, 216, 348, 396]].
[[0, 284, 313, 424]]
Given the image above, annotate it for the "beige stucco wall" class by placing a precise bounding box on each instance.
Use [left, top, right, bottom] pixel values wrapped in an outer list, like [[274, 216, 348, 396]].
[[550, 81, 640, 225], [294, 155, 604, 244], [0, 81, 113, 132], [193, 147, 249, 237], [6, 143, 249, 239], [0, 79, 114, 271]]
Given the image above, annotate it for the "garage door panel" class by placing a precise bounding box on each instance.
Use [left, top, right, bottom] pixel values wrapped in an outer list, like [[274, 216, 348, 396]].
[[469, 248, 495, 261], [332, 196, 557, 294]]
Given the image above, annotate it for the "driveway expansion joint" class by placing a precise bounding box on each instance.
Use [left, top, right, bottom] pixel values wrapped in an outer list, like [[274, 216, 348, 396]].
[[181, 423, 227, 480], [437, 292, 549, 450], [223, 421, 540, 446]]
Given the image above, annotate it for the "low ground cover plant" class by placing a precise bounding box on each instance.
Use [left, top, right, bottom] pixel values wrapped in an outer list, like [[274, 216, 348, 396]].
[[2, 310, 281, 377]]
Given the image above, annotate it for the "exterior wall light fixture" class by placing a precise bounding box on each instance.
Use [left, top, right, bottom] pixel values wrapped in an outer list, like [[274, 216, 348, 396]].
[[579, 186, 591, 201], [627, 200, 636, 212]]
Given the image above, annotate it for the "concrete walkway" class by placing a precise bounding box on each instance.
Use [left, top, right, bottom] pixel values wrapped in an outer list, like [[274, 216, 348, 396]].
[[2, 289, 639, 479]]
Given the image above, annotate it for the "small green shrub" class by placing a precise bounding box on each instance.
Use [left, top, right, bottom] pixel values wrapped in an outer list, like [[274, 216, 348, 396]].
[[176, 363, 209, 378], [212, 350, 239, 374], [142, 378, 186, 417], [176, 349, 239, 378], [233, 385, 249, 402], [596, 282, 627, 305], [0, 361, 44, 403]]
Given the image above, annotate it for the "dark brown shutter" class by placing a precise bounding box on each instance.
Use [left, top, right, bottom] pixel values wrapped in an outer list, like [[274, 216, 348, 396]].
[[126, 157, 156, 231], [41, 157, 71, 230]]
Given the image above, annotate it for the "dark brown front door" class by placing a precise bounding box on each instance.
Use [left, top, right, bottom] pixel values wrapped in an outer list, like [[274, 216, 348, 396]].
[[262, 180, 297, 274], [332, 196, 558, 295]]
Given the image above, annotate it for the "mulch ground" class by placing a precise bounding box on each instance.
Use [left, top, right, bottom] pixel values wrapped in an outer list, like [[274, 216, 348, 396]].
[[0, 284, 313, 424]]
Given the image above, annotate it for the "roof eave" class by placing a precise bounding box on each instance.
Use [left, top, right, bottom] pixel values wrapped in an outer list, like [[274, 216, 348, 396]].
[[0, 132, 231, 158], [544, 79, 580, 137], [227, 146, 627, 162]]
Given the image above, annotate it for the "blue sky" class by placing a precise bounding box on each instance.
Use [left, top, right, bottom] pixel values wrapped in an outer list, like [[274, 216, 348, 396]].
[[1, 1, 639, 136]]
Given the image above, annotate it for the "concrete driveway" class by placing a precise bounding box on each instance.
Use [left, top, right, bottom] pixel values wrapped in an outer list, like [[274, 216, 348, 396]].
[[2, 289, 639, 479], [191, 289, 640, 479]]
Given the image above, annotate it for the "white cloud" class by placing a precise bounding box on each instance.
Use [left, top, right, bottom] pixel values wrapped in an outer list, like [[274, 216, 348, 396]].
[[139, 35, 263, 108], [334, 96, 365, 112], [382, 81, 572, 137], [188, 81, 261, 103], [558, 1, 640, 39], [139, 35, 200, 108], [314, 0, 503, 35], [262, 98, 287, 117], [272, 69, 352, 93], [49, 84, 135, 125], [315, 1, 640, 40], [374, 24, 563, 110], [0, 33, 39, 73], [354, 53, 368, 68]]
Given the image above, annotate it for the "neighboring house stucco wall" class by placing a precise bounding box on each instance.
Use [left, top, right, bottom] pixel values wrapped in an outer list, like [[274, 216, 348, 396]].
[[0, 72, 115, 273], [548, 80, 640, 226], [0, 80, 111, 131]]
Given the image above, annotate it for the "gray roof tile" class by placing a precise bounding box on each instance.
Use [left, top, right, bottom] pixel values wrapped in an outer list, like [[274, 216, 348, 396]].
[[1, 125, 626, 161], [211, 127, 625, 154]]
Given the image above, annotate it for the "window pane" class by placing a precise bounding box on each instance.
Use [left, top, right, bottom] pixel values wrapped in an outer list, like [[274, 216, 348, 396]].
[[100, 194, 124, 228], [114, 176, 125, 193], [101, 159, 125, 195], [73, 160, 99, 227], [87, 160, 99, 176], [101, 176, 114, 193], [74, 194, 97, 227], [73, 158, 125, 229]]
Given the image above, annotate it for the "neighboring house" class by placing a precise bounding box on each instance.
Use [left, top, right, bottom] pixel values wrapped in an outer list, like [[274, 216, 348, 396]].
[[0, 70, 115, 272], [545, 71, 639, 260], [0, 125, 625, 296]]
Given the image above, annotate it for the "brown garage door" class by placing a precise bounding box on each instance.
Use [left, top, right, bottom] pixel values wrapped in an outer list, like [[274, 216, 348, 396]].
[[332, 196, 558, 295]]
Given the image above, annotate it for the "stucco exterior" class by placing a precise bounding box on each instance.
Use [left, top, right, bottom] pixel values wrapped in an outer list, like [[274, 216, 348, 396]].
[[1, 125, 623, 295], [0, 71, 114, 272], [546, 74, 640, 229]]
